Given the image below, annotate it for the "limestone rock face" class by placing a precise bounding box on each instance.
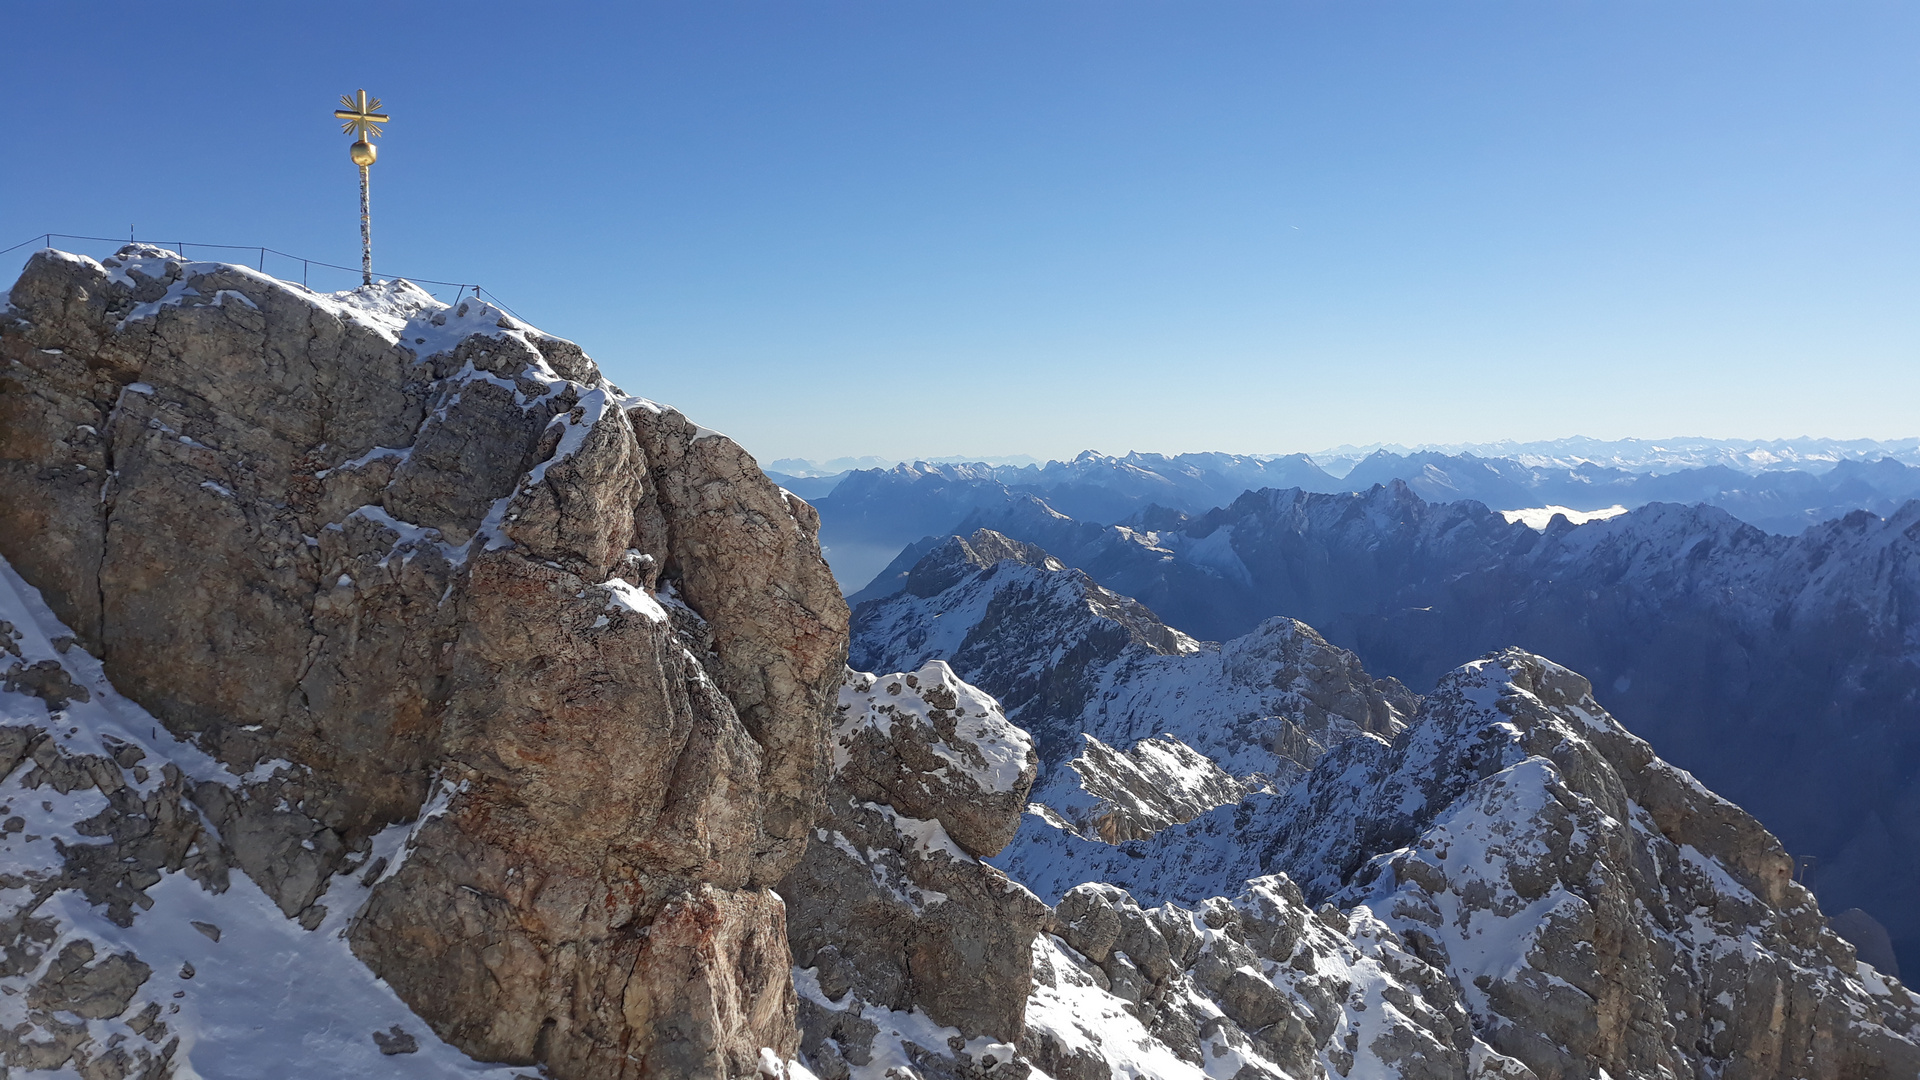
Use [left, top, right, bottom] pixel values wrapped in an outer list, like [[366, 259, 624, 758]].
[[0, 550, 543, 1078], [781, 663, 1048, 1078], [0, 247, 848, 1077]]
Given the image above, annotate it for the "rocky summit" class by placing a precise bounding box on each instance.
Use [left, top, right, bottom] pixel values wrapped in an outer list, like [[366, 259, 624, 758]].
[[0, 246, 847, 1077], [1, 247, 1917, 1080]]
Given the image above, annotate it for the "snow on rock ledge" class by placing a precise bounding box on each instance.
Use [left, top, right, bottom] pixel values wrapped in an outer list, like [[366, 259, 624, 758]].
[[1297, 650, 1920, 1080], [1031, 649, 1920, 1080], [1024, 877, 1534, 1080], [906, 641, 1920, 1080], [834, 662, 1036, 858]]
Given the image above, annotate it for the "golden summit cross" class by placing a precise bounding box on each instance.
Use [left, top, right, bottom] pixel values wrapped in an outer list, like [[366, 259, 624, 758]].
[[333, 89, 391, 285], [335, 89, 388, 143]]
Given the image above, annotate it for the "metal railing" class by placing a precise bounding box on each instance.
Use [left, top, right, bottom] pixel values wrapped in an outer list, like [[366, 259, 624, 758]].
[[1, 232, 528, 323]]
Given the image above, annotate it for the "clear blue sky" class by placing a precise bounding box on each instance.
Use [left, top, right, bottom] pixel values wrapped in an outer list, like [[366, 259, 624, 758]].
[[5, 3, 1916, 464]]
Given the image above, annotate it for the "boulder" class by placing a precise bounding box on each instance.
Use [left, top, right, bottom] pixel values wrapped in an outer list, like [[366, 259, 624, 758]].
[[783, 664, 1048, 1073]]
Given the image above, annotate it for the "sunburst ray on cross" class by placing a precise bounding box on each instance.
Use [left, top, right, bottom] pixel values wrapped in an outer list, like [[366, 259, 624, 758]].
[[335, 89, 388, 142]]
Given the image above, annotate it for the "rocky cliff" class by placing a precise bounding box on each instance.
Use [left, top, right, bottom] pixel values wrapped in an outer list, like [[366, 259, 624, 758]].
[[1008, 651, 1920, 1080], [0, 246, 848, 1077]]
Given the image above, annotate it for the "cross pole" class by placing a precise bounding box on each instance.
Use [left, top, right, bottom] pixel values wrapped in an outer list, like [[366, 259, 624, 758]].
[[334, 89, 390, 286]]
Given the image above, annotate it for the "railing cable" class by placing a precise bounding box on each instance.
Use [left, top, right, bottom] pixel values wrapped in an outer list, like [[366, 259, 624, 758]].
[[2, 233, 527, 321]]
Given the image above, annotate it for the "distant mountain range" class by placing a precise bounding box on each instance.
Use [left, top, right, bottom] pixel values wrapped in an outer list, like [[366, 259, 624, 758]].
[[1310, 434, 1920, 475], [782, 445, 1920, 594], [772, 435, 1920, 485]]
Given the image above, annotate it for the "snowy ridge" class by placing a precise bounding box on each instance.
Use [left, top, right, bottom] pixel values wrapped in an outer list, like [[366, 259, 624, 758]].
[[853, 533, 1414, 854], [812, 440, 1920, 596], [79, 245, 551, 370], [926, 481, 1920, 969], [838, 542, 1920, 1076], [1045, 734, 1247, 845]]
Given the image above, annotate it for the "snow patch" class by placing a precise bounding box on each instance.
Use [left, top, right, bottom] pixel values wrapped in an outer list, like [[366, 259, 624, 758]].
[[601, 578, 669, 624]]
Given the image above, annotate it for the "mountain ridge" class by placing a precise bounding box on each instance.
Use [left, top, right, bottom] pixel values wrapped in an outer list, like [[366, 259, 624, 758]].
[[803, 449, 1920, 595], [842, 527, 1920, 1079], [863, 489, 1920, 972]]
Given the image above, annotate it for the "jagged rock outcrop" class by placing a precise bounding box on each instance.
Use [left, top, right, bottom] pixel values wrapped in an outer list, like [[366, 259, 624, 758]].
[[0, 247, 848, 1077], [1003, 649, 1920, 1080], [1285, 651, 1920, 1080], [781, 663, 1048, 1079], [1059, 735, 1247, 844], [853, 531, 1415, 850], [1025, 878, 1535, 1080]]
